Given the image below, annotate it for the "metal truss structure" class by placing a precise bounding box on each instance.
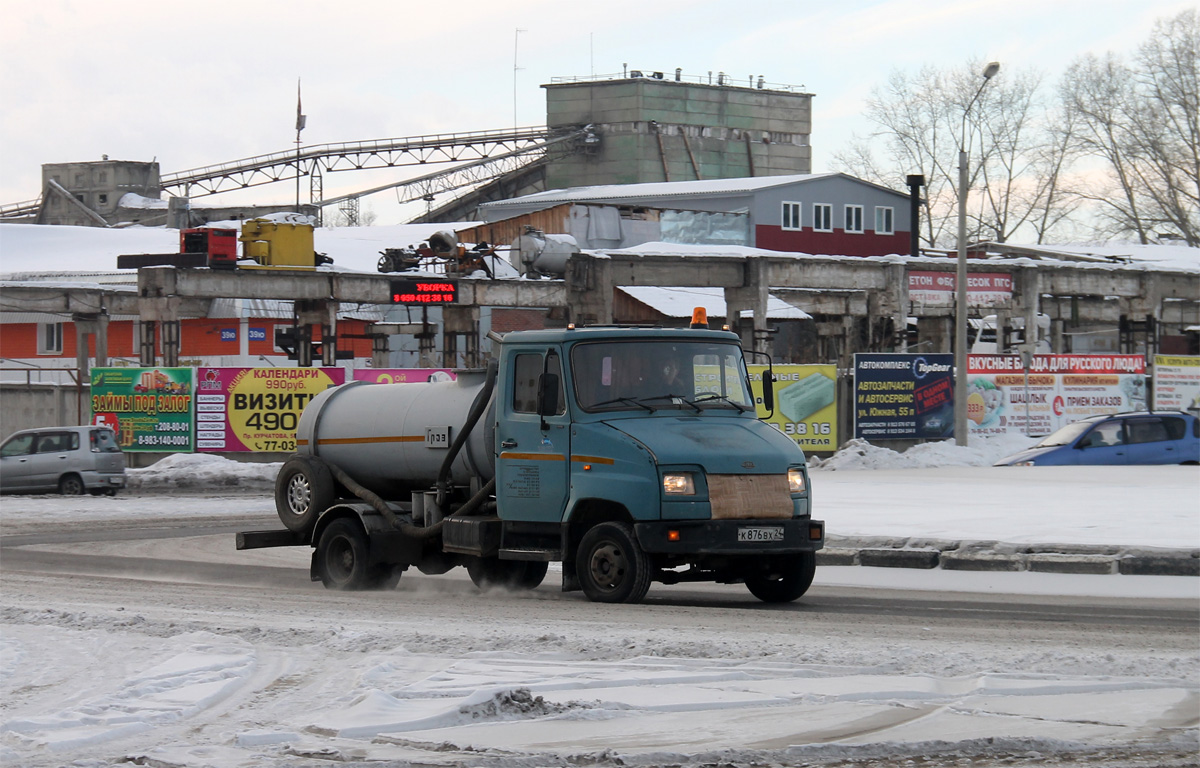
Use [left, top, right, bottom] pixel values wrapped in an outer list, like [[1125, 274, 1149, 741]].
[[0, 125, 593, 222]]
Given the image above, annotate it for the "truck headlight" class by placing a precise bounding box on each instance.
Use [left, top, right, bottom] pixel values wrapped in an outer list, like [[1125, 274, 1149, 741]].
[[662, 472, 696, 495], [788, 468, 806, 494]]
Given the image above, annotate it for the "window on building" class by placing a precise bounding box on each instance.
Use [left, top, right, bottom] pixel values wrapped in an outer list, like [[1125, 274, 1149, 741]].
[[98, 193, 108, 205], [813, 203, 832, 232], [845, 205, 864, 234], [781, 202, 802, 230], [98, 171, 108, 183], [38, 322, 64, 355], [875, 206, 894, 235]]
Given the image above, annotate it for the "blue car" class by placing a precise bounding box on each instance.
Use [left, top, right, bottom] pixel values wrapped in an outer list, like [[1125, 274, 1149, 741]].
[[995, 411, 1200, 466]]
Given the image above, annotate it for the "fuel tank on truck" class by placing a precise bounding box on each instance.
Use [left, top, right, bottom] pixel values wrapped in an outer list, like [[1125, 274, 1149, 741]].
[[294, 370, 496, 499]]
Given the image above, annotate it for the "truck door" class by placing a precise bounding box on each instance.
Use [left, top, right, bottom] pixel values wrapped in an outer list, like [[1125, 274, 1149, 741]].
[[496, 350, 570, 522]]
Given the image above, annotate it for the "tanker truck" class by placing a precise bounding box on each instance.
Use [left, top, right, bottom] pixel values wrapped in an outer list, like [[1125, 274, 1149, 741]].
[[237, 320, 823, 604]]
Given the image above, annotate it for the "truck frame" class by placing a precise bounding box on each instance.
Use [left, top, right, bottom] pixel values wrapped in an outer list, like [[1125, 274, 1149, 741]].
[[238, 323, 824, 604]]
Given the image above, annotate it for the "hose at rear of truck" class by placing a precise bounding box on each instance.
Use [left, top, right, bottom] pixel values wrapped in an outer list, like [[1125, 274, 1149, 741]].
[[435, 358, 497, 509], [326, 460, 495, 540]]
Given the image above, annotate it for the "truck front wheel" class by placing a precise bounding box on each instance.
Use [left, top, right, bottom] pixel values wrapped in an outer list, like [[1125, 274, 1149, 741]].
[[577, 522, 651, 604], [316, 518, 398, 591], [276, 456, 335, 534], [745, 553, 816, 603]]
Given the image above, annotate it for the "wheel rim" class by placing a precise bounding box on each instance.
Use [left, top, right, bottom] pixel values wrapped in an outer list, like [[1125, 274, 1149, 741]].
[[587, 541, 626, 592], [286, 473, 312, 517], [62, 477, 82, 494], [326, 535, 355, 583]]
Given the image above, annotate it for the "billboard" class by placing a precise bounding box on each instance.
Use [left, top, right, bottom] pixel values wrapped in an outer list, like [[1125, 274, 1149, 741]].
[[966, 355, 1147, 436], [749, 365, 838, 451], [1152, 355, 1200, 414], [195, 367, 346, 452], [89, 367, 196, 451], [853, 354, 955, 440], [351, 368, 457, 384], [908, 271, 1013, 307]]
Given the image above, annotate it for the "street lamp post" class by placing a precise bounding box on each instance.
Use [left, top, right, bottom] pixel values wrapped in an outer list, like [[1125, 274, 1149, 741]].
[[954, 61, 1000, 447]]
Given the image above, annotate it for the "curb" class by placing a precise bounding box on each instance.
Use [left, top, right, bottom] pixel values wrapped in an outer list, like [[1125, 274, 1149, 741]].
[[820, 537, 1199, 577]]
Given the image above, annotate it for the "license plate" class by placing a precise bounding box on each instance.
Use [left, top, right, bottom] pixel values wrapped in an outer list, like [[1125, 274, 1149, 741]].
[[737, 526, 784, 542]]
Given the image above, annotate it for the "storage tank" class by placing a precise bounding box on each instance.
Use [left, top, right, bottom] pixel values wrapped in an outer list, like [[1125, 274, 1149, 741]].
[[510, 230, 578, 277], [295, 371, 496, 498]]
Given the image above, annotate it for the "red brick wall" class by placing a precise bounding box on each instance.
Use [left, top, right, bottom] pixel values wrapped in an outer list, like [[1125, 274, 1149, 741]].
[[755, 225, 911, 257], [1, 318, 373, 360]]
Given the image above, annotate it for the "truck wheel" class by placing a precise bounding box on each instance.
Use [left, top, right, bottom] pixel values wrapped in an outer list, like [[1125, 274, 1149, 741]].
[[316, 518, 377, 591], [577, 522, 651, 604], [466, 558, 547, 591], [745, 553, 816, 603], [275, 456, 335, 534], [58, 474, 85, 495]]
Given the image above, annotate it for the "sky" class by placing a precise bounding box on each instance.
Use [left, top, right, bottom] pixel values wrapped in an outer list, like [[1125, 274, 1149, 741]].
[[0, 0, 1193, 226]]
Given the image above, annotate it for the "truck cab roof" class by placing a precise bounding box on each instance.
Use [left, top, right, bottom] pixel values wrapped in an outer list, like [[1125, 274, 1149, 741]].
[[500, 326, 742, 345]]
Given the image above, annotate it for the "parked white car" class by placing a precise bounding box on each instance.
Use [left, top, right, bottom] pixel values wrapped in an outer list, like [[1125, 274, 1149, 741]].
[[0, 426, 126, 495]]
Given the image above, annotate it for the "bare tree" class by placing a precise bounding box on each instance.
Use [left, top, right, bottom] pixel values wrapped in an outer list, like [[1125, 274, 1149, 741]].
[[835, 61, 1074, 249], [1061, 9, 1199, 245]]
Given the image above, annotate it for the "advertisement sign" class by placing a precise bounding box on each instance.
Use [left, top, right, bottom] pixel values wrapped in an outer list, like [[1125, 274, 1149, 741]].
[[748, 365, 838, 451], [1153, 355, 1200, 414], [854, 354, 955, 440], [351, 368, 458, 384], [908, 271, 1013, 307], [196, 367, 346, 452], [90, 368, 196, 451], [967, 355, 1147, 437]]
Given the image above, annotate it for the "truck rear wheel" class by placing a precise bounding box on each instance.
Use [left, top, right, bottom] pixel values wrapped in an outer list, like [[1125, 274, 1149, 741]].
[[467, 558, 548, 591], [316, 518, 398, 590], [276, 456, 335, 534], [577, 522, 651, 604], [745, 553, 816, 603]]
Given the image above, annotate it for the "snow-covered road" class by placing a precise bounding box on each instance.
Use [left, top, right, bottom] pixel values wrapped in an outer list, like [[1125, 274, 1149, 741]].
[[1, 451, 1196, 767]]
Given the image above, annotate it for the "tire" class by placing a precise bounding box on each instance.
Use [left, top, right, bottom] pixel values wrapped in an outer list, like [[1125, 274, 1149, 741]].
[[745, 552, 816, 603], [576, 522, 651, 604], [275, 456, 335, 534], [58, 474, 85, 496], [467, 558, 549, 591], [316, 518, 376, 590]]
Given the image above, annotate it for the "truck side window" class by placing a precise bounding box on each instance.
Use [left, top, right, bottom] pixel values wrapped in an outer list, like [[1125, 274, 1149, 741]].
[[512, 353, 565, 415]]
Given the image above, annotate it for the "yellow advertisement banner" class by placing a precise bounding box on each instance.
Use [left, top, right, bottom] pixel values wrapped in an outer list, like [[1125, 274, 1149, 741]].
[[749, 364, 838, 451]]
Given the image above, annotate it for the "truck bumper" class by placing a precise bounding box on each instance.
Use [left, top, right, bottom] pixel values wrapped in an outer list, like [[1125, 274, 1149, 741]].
[[634, 518, 824, 556]]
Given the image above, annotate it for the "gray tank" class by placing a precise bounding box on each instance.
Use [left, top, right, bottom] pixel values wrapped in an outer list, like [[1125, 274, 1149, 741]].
[[295, 370, 496, 498]]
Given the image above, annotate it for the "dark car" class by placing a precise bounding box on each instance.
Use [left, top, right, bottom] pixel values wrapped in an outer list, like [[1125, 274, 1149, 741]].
[[0, 425, 127, 495], [995, 411, 1200, 466]]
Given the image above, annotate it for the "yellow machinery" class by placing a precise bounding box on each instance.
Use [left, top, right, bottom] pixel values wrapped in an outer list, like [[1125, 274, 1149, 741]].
[[239, 218, 331, 270]]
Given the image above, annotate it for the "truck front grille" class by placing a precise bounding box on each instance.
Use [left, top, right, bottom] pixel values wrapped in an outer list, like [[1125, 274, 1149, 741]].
[[708, 474, 793, 519]]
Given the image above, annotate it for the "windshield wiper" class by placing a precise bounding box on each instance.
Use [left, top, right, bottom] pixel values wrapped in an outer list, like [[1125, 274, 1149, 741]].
[[639, 394, 702, 413], [692, 394, 748, 412], [590, 396, 654, 412]]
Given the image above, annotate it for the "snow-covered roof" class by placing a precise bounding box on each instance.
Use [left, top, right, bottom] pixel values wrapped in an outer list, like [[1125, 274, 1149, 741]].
[[620, 286, 811, 320], [0, 221, 481, 276], [479, 172, 909, 218]]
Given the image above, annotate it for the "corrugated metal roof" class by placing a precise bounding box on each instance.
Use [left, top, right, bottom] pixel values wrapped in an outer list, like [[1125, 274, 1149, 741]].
[[619, 286, 811, 320], [482, 174, 836, 210]]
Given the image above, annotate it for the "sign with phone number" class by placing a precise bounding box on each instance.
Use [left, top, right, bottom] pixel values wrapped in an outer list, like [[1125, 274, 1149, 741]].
[[195, 367, 346, 452]]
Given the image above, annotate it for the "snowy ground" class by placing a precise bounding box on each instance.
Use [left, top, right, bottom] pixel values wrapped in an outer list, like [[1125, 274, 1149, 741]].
[[0, 438, 1197, 767]]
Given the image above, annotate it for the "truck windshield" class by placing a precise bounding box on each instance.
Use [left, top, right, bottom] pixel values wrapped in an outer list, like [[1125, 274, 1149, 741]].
[[571, 340, 754, 413]]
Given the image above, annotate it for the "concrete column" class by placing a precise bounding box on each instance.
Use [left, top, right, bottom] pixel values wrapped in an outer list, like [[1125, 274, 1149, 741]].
[[724, 258, 769, 355], [565, 253, 613, 325]]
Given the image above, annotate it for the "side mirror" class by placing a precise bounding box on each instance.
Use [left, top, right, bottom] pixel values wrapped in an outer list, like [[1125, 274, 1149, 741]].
[[537, 373, 560, 417], [761, 371, 775, 413]]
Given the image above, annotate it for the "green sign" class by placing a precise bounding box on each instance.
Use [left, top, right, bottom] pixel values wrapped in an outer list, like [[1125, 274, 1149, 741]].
[[90, 368, 196, 452]]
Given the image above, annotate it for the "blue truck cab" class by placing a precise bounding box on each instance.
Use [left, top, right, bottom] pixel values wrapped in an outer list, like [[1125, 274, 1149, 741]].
[[486, 325, 823, 603]]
